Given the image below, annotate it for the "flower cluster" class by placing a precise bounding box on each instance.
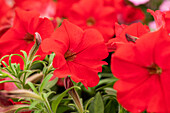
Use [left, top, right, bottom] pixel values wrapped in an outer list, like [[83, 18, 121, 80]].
[[0, 0, 169, 113]]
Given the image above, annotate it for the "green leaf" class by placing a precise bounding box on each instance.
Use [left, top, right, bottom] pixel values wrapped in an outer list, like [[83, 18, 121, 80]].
[[29, 101, 40, 110], [0, 80, 20, 84], [104, 88, 117, 96], [96, 82, 115, 91], [51, 86, 80, 113], [44, 77, 58, 89], [8, 54, 17, 74], [118, 104, 128, 113], [104, 100, 117, 113], [20, 50, 28, 60], [18, 70, 32, 79], [27, 82, 39, 94], [56, 105, 74, 113], [12, 53, 25, 67], [39, 74, 53, 93], [94, 92, 104, 113], [32, 55, 41, 62], [48, 52, 55, 65], [14, 106, 30, 113], [0, 55, 9, 66], [96, 78, 117, 87], [85, 97, 94, 111], [2, 61, 8, 68], [89, 92, 104, 113], [32, 60, 47, 68]]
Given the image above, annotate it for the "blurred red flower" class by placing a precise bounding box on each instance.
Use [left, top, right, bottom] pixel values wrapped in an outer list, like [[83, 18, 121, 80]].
[[118, 5, 145, 24], [68, 0, 116, 42], [0, 0, 11, 20], [0, 8, 54, 68], [55, 0, 79, 18], [14, 0, 57, 18], [103, 0, 125, 12], [0, 0, 14, 37], [111, 28, 170, 112], [41, 20, 108, 88], [148, 9, 170, 33], [107, 22, 149, 52]]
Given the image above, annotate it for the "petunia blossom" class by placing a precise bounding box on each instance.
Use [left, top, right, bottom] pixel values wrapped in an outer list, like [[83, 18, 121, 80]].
[[55, 0, 80, 18], [148, 9, 170, 33], [106, 22, 149, 52], [0, 8, 54, 68], [68, 0, 116, 42], [41, 20, 108, 88], [14, 0, 57, 18], [111, 28, 170, 112], [0, 0, 14, 37], [118, 5, 145, 24], [103, 0, 125, 12]]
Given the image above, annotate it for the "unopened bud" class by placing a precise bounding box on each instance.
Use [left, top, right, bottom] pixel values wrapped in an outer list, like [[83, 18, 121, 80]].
[[35, 32, 42, 46], [64, 77, 84, 113], [28, 32, 42, 62], [64, 76, 74, 90]]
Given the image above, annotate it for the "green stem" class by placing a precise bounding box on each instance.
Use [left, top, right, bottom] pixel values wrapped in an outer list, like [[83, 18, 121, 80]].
[[69, 89, 84, 113], [118, 104, 126, 113], [42, 94, 53, 113], [64, 77, 84, 113]]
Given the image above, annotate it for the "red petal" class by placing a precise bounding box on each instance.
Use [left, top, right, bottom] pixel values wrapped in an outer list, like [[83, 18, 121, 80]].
[[69, 61, 100, 88]]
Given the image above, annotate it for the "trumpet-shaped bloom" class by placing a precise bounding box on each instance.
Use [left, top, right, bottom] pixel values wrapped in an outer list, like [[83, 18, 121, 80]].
[[111, 28, 170, 112], [103, 0, 125, 12], [68, 0, 116, 42], [148, 9, 170, 33], [107, 22, 149, 52], [55, 0, 79, 18], [0, 0, 14, 37], [118, 5, 145, 24], [41, 20, 108, 88], [14, 0, 56, 18], [0, 8, 54, 67]]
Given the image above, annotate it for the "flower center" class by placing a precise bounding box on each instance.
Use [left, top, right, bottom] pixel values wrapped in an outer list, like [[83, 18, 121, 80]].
[[24, 33, 34, 44], [86, 17, 96, 26], [147, 63, 162, 75], [64, 50, 76, 61]]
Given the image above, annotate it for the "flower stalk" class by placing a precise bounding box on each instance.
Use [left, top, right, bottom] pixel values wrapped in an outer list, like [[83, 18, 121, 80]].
[[64, 77, 84, 113], [27, 32, 42, 65]]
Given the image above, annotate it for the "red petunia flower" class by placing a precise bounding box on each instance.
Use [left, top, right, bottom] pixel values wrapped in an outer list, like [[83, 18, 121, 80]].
[[14, 0, 57, 18], [103, 0, 125, 12], [0, 8, 54, 68], [165, 11, 170, 32], [55, 0, 80, 18], [0, 0, 11, 20], [148, 9, 170, 33], [111, 28, 170, 112], [118, 5, 145, 24], [68, 0, 116, 42], [0, 0, 14, 37], [41, 20, 108, 88], [106, 22, 149, 52]]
